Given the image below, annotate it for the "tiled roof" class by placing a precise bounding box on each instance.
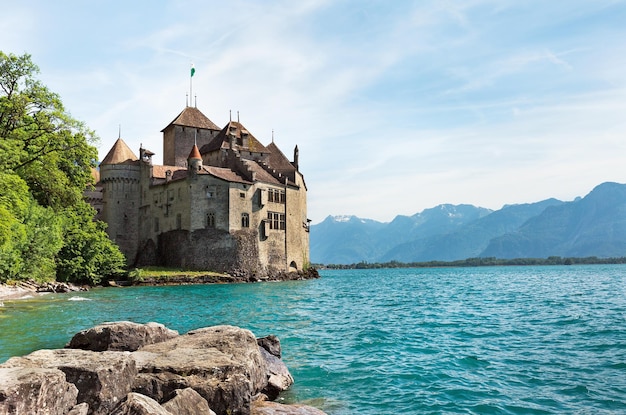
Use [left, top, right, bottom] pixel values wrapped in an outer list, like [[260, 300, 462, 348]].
[[151, 165, 186, 179], [267, 142, 296, 173], [188, 144, 201, 160], [151, 164, 250, 185], [202, 166, 251, 184], [162, 106, 220, 131], [200, 121, 270, 154], [101, 138, 139, 165], [242, 159, 281, 185]]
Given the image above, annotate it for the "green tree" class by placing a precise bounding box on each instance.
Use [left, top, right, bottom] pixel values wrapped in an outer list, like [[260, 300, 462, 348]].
[[56, 202, 125, 284], [0, 51, 125, 283], [0, 172, 62, 282]]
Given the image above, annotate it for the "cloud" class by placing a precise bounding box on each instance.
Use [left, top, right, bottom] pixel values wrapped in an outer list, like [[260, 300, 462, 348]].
[[2, 0, 626, 224]]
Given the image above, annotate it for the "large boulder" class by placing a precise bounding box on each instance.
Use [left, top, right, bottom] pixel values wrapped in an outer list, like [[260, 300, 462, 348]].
[[251, 400, 328, 415], [162, 387, 216, 415], [109, 393, 171, 415], [0, 367, 78, 415], [67, 321, 179, 352], [132, 325, 267, 415], [1, 349, 137, 415]]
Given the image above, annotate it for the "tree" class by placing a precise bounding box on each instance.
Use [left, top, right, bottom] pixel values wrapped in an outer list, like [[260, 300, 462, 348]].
[[0, 51, 125, 283], [0, 51, 97, 209], [56, 202, 126, 284]]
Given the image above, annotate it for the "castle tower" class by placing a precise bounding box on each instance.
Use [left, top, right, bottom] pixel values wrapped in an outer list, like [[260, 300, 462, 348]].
[[187, 144, 203, 173], [162, 106, 220, 167], [99, 138, 141, 265]]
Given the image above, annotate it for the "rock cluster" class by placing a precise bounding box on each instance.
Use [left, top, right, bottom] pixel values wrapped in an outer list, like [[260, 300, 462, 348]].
[[0, 322, 326, 415]]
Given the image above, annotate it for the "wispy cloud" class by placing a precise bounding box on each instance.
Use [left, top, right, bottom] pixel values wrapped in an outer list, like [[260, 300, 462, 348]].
[[2, 0, 626, 223]]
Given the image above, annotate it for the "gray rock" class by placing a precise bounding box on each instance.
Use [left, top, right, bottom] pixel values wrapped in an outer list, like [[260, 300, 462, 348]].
[[251, 400, 328, 415], [258, 348, 294, 400], [0, 367, 78, 415], [1, 349, 136, 415], [257, 335, 282, 358], [162, 387, 216, 415], [67, 321, 179, 352], [132, 325, 267, 415], [110, 392, 172, 415], [67, 402, 89, 415]]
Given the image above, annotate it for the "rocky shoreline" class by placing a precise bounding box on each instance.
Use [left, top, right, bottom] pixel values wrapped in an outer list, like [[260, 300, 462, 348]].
[[126, 268, 321, 286], [0, 269, 320, 301], [0, 321, 327, 415]]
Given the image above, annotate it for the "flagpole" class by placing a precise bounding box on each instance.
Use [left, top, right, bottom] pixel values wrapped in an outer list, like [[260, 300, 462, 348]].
[[190, 63, 194, 107]]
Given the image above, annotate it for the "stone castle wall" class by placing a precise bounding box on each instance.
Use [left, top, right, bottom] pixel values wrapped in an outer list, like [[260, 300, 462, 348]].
[[100, 163, 141, 266], [163, 126, 217, 167]]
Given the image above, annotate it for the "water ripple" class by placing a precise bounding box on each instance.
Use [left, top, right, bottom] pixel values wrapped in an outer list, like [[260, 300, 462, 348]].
[[1, 265, 626, 413]]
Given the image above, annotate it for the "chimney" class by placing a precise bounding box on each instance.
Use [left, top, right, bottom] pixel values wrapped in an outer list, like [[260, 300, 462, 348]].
[[293, 145, 299, 170]]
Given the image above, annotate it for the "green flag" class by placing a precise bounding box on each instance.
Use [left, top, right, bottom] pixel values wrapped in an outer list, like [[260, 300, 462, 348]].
[[191, 63, 195, 77]]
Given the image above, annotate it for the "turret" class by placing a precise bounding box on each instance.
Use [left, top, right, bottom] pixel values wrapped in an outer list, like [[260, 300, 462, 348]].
[[188, 144, 202, 173]]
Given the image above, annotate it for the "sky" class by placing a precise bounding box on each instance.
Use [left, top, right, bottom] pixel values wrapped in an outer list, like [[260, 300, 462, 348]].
[[2, 0, 626, 224]]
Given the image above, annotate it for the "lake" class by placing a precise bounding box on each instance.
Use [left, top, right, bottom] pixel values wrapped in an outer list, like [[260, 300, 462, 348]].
[[1, 265, 626, 414]]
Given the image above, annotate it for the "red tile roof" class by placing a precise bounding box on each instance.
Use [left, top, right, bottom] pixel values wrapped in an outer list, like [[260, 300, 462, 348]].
[[188, 144, 201, 160]]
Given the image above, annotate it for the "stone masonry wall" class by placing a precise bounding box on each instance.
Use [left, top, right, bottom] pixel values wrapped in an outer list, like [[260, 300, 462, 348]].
[[156, 228, 264, 274]]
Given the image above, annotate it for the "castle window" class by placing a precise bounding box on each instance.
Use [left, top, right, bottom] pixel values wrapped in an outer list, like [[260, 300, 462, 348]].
[[154, 218, 159, 233], [206, 212, 215, 228], [240, 192, 245, 198], [268, 189, 286, 204], [176, 214, 182, 230], [267, 212, 285, 231], [241, 213, 250, 228]]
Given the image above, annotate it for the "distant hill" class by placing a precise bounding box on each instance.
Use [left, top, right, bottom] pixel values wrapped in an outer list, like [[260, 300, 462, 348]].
[[310, 182, 626, 264]]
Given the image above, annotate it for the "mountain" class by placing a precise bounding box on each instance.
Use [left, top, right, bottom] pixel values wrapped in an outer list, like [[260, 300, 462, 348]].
[[380, 199, 564, 262], [482, 182, 626, 258], [309, 215, 387, 264], [311, 204, 492, 264], [309, 182, 626, 264]]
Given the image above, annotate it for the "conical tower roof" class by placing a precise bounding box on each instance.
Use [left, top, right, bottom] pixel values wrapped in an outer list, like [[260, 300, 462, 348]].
[[188, 144, 202, 160], [101, 138, 138, 165]]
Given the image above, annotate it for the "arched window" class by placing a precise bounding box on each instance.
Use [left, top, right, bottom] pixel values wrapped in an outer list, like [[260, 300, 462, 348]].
[[206, 212, 215, 228], [241, 213, 250, 228]]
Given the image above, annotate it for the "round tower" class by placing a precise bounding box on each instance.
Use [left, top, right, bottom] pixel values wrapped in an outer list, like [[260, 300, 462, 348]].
[[99, 138, 141, 266]]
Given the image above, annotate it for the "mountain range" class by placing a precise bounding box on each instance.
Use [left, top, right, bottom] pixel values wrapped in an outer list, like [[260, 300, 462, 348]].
[[310, 182, 626, 265]]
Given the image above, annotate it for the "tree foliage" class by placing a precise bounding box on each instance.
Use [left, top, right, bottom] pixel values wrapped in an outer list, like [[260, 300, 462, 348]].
[[0, 51, 125, 283]]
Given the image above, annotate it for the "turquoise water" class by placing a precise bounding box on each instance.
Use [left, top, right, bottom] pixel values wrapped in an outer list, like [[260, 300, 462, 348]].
[[1, 265, 626, 414]]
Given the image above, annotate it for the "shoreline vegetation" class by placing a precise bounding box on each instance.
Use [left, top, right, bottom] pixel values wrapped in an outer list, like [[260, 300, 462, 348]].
[[316, 255, 626, 269]]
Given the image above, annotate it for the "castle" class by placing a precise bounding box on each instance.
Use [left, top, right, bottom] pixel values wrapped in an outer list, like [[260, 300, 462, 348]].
[[87, 105, 310, 276]]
